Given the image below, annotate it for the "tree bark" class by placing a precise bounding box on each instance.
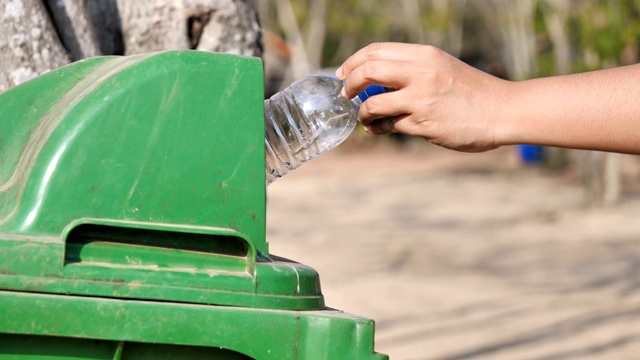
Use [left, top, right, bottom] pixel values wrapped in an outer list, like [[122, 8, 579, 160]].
[[116, 0, 262, 57], [1, 0, 262, 94], [44, 0, 101, 60], [0, 0, 70, 93]]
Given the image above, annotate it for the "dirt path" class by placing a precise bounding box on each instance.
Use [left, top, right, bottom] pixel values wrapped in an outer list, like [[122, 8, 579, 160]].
[[266, 143, 640, 360]]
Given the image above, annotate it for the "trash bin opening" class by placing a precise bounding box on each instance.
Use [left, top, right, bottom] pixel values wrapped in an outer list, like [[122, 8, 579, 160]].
[[64, 224, 250, 269]]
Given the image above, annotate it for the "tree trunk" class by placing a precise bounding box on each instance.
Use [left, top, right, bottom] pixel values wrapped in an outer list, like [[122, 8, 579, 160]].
[[304, 0, 327, 70], [274, 0, 312, 82], [116, 0, 262, 57], [485, 0, 538, 81], [44, 0, 102, 61], [0, 0, 70, 93], [541, 0, 622, 206], [581, 151, 621, 206], [1, 0, 262, 94]]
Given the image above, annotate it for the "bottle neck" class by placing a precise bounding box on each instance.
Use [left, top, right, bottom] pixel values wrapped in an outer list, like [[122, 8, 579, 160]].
[[350, 96, 363, 109], [344, 84, 387, 110]]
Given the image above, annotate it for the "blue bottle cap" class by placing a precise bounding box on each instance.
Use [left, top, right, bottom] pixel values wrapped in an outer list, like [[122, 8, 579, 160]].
[[358, 84, 387, 102]]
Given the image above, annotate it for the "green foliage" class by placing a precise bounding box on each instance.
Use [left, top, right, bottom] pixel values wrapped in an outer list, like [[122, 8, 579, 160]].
[[262, 0, 640, 77], [566, 0, 639, 71]]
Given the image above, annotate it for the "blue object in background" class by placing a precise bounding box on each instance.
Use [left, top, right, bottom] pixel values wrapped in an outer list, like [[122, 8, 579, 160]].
[[518, 144, 544, 164]]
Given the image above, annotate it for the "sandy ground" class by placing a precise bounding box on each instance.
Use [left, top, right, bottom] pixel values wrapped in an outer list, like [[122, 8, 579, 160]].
[[266, 142, 640, 360]]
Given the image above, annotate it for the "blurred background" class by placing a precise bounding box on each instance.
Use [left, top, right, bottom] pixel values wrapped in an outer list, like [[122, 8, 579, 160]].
[[2, 0, 640, 359], [258, 0, 640, 207], [260, 1, 640, 359]]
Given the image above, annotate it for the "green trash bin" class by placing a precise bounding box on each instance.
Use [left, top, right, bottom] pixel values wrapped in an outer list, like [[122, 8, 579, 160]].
[[0, 51, 388, 360]]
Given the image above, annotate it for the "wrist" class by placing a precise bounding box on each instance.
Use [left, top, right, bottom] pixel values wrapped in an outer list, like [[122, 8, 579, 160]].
[[491, 79, 522, 147]]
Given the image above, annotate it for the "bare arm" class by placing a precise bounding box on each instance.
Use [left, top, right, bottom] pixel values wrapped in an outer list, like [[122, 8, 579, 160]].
[[501, 65, 640, 154], [337, 42, 640, 154]]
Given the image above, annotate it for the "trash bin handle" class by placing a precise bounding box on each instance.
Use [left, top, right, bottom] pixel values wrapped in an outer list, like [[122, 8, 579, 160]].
[[62, 219, 256, 274]]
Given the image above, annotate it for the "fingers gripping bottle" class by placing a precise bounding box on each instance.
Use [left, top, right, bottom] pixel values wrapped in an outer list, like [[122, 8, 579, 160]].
[[264, 75, 385, 185]]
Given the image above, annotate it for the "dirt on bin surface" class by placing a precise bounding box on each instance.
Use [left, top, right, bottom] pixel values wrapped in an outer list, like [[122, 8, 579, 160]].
[[266, 141, 640, 360]]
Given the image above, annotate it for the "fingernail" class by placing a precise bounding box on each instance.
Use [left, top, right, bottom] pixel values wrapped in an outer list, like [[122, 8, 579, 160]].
[[341, 87, 347, 98], [335, 66, 343, 79], [364, 125, 373, 133]]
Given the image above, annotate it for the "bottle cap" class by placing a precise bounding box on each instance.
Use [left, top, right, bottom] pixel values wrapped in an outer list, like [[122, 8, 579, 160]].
[[358, 84, 387, 102]]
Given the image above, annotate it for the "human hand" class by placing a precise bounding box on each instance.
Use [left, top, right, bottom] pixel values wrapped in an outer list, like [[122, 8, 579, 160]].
[[336, 42, 511, 152]]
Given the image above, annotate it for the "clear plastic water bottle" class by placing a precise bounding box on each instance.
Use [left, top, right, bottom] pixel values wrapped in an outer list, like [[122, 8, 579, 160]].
[[264, 75, 385, 185]]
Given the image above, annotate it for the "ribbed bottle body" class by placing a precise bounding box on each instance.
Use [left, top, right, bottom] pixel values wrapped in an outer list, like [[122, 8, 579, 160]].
[[264, 75, 358, 185]]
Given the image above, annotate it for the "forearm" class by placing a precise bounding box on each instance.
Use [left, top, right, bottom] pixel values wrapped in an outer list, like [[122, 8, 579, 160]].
[[498, 64, 640, 154]]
